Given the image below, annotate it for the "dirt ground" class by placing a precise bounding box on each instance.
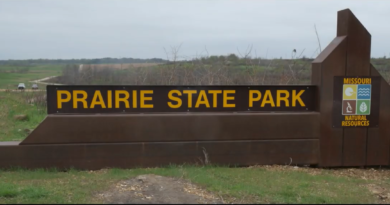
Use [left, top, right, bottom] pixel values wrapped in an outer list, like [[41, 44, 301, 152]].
[[95, 166, 390, 204], [96, 174, 222, 204]]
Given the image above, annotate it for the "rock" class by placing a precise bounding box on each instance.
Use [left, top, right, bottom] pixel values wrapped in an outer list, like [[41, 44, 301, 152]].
[[136, 175, 147, 183], [13, 114, 28, 121]]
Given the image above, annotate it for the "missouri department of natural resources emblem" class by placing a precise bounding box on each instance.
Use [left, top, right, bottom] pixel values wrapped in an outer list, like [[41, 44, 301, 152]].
[[332, 79, 380, 129], [342, 83, 371, 115], [333, 76, 381, 128]]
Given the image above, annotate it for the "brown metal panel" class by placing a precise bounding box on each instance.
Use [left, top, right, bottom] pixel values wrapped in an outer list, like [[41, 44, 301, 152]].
[[312, 36, 347, 167], [311, 64, 321, 112], [21, 112, 320, 145], [343, 128, 367, 166], [337, 9, 349, 36], [0, 140, 319, 170], [366, 128, 383, 165], [340, 9, 372, 167], [337, 9, 371, 76], [367, 66, 390, 165]]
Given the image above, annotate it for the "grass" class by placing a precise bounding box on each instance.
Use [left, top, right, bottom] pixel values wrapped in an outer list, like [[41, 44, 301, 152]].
[[0, 65, 63, 89], [0, 91, 46, 141], [0, 165, 385, 204], [0, 91, 383, 203]]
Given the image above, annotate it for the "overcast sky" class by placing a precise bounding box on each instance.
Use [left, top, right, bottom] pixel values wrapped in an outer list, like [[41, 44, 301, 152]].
[[0, 0, 389, 60]]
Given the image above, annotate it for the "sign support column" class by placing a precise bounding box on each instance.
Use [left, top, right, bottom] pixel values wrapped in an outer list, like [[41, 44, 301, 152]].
[[313, 9, 390, 167]]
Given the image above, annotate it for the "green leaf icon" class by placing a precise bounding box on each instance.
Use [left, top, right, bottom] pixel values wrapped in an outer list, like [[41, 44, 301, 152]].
[[360, 102, 367, 113]]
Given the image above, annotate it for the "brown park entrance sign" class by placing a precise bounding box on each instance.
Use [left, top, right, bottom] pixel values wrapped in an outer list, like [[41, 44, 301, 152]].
[[1, 8, 390, 170], [332, 76, 381, 128], [48, 85, 316, 114]]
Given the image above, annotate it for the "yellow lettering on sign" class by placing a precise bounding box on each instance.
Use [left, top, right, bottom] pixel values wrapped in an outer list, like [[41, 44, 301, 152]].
[[183, 90, 197, 108], [133, 90, 137, 108], [107, 90, 112, 108], [55, 87, 313, 111], [223, 90, 235, 107], [57, 90, 71, 109], [168, 90, 182, 108], [343, 78, 371, 84], [115, 90, 129, 108], [249, 90, 261, 107], [195, 90, 210, 108], [261, 90, 275, 107], [276, 90, 289, 107], [208, 90, 222, 108], [73, 90, 88, 108], [292, 90, 305, 107], [140, 90, 153, 108], [344, 115, 368, 121], [90, 90, 106, 108], [341, 120, 370, 127]]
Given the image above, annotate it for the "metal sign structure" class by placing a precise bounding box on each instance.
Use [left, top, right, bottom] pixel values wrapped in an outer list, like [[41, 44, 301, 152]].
[[0, 9, 390, 170]]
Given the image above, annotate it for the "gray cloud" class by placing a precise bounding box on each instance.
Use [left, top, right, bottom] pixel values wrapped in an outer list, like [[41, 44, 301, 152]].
[[0, 0, 389, 60]]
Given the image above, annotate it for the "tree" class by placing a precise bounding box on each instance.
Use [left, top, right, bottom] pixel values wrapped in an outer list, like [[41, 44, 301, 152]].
[[227, 54, 239, 63]]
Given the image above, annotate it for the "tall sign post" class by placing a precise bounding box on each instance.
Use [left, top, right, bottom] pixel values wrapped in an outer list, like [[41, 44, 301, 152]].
[[312, 9, 390, 167]]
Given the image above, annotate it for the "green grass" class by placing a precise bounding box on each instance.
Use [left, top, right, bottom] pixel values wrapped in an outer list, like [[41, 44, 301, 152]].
[[0, 65, 63, 89], [0, 165, 384, 204], [0, 91, 46, 141]]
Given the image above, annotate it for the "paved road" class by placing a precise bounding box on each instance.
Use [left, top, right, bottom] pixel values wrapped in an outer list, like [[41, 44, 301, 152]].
[[29, 76, 63, 85], [0, 76, 63, 92]]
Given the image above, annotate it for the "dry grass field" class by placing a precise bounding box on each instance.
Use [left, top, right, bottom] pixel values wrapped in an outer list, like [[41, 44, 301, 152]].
[[78, 63, 162, 72]]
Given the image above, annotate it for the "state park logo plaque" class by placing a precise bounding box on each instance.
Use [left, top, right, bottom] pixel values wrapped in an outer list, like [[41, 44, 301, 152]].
[[332, 76, 381, 128]]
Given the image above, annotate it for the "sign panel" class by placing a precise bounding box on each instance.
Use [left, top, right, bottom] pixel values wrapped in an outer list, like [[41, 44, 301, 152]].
[[332, 76, 381, 128], [46, 85, 317, 114]]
